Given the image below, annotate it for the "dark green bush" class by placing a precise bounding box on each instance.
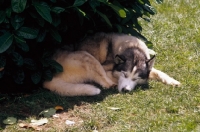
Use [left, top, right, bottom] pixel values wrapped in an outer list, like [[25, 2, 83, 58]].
[[0, 0, 162, 92]]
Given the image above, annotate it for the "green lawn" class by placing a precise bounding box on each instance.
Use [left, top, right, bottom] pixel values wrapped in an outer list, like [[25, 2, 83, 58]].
[[1, 0, 200, 131]]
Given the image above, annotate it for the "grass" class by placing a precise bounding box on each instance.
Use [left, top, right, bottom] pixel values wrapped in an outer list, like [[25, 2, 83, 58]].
[[1, 0, 200, 131]]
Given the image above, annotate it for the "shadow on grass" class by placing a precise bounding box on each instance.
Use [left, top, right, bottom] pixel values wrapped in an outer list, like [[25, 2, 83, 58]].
[[0, 84, 149, 130], [0, 87, 117, 129]]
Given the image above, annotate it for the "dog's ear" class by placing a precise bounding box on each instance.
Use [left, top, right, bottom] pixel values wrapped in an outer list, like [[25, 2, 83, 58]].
[[146, 55, 156, 70], [114, 55, 126, 64]]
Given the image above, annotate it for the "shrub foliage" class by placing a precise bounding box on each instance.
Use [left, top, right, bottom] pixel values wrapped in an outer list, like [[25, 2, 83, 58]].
[[0, 0, 162, 90]]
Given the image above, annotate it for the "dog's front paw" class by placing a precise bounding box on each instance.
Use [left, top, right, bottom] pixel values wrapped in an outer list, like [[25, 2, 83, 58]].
[[90, 88, 101, 95], [103, 82, 117, 89], [166, 78, 181, 87]]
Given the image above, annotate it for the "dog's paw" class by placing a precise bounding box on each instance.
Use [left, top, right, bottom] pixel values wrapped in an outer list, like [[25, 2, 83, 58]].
[[103, 82, 117, 89], [110, 83, 117, 89], [90, 88, 101, 95], [166, 78, 181, 87]]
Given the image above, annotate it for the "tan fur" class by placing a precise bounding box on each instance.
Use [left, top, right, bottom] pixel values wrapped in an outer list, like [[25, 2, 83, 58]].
[[149, 68, 180, 86], [43, 51, 115, 96], [43, 33, 180, 96]]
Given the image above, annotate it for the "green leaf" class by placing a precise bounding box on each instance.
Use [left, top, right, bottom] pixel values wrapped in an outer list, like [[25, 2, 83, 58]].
[[143, 17, 151, 22], [36, 30, 46, 42], [132, 4, 144, 16], [77, 8, 86, 16], [14, 34, 26, 44], [52, 14, 61, 27], [121, 11, 132, 25], [96, 11, 112, 27], [11, 0, 27, 13], [43, 69, 53, 81], [128, 28, 139, 36], [16, 27, 39, 39], [76, 8, 84, 25], [49, 28, 62, 42], [6, 8, 12, 18], [24, 58, 36, 70], [0, 11, 6, 24], [115, 24, 122, 33], [134, 21, 142, 32], [36, 18, 45, 27], [0, 32, 13, 53], [137, 0, 144, 4], [51, 7, 65, 14], [39, 108, 56, 118], [16, 41, 29, 52], [29, 11, 38, 19], [11, 15, 24, 30], [156, 0, 163, 4], [108, 3, 126, 18], [89, 0, 100, 10], [31, 71, 41, 84], [43, 59, 63, 73], [12, 52, 23, 66], [3, 117, 17, 125], [42, 51, 53, 59], [97, 0, 108, 3], [143, 4, 157, 15], [33, 2, 52, 23], [73, 0, 87, 7]]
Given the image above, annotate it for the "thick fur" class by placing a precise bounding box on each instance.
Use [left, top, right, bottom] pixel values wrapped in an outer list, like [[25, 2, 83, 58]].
[[43, 33, 180, 96], [43, 51, 115, 96]]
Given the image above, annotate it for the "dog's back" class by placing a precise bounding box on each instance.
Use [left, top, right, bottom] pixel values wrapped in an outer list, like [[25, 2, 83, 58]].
[[78, 33, 150, 62], [110, 34, 150, 59]]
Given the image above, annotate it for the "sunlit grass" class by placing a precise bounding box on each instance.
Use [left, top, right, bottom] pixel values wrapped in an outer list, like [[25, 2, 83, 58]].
[[1, 0, 200, 131]]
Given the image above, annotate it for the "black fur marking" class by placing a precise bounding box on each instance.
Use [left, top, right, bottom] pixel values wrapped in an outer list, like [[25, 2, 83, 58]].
[[113, 47, 150, 79]]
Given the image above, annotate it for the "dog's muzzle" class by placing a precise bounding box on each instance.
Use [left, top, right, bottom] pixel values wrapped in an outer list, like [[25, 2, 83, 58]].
[[118, 76, 137, 92]]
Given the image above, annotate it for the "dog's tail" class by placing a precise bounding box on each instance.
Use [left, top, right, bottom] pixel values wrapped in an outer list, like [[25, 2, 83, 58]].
[[43, 77, 101, 96]]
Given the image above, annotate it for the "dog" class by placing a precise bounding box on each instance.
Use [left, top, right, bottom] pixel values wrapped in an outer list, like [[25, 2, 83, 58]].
[[43, 33, 180, 96]]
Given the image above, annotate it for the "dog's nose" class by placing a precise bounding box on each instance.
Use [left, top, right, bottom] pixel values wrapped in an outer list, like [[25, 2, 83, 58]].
[[121, 87, 131, 92]]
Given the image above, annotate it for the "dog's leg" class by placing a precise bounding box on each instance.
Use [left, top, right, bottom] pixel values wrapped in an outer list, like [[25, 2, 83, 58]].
[[44, 51, 116, 96], [102, 63, 114, 71], [106, 71, 118, 84], [149, 68, 181, 86], [64, 51, 116, 89], [43, 77, 101, 96], [90, 65, 116, 89], [76, 53, 116, 88]]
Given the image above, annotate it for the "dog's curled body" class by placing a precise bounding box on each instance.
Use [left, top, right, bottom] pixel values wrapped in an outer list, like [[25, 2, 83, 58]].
[[43, 33, 180, 96], [43, 50, 115, 96]]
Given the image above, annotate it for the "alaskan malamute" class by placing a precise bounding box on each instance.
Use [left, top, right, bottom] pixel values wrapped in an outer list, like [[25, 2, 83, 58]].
[[43, 33, 180, 96]]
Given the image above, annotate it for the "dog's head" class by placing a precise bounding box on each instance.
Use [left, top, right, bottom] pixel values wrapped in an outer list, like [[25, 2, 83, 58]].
[[113, 48, 155, 92]]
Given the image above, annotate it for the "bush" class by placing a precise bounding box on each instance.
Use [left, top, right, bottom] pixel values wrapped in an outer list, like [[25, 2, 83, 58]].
[[0, 0, 162, 92]]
